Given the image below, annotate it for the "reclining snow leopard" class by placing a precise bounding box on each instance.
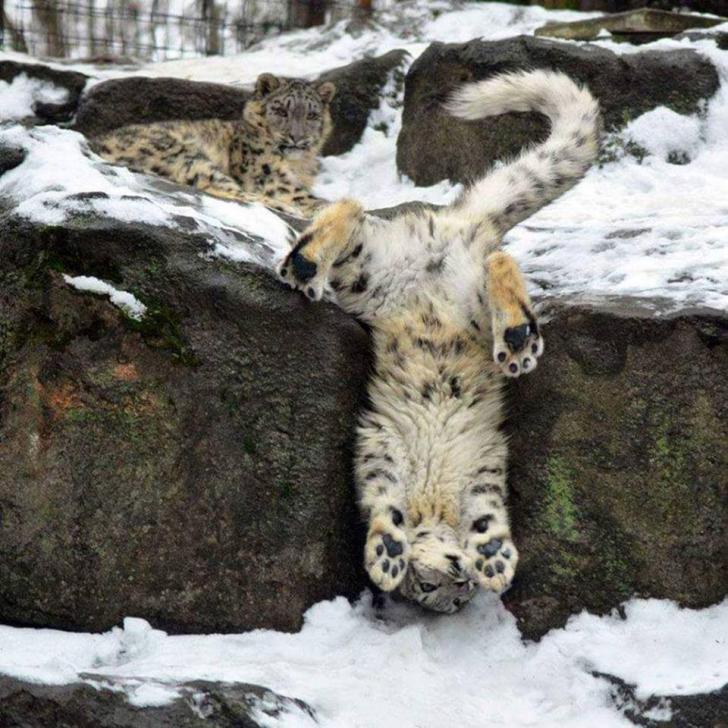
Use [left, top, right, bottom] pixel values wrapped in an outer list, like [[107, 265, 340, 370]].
[[90, 73, 335, 217], [279, 69, 600, 613]]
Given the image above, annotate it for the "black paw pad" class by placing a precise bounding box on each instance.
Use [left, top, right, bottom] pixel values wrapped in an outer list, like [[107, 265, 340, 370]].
[[477, 538, 502, 558], [504, 324, 530, 353], [472, 515, 493, 533], [382, 533, 404, 558], [291, 251, 318, 282]]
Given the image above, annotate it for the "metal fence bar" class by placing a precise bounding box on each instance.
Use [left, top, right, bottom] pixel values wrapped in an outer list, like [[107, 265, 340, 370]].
[[0, 0, 363, 60]]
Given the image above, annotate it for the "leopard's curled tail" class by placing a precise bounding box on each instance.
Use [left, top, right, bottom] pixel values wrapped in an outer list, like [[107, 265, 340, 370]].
[[444, 69, 600, 235]]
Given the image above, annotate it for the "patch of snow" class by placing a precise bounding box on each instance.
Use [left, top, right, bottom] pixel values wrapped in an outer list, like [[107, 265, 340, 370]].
[[642, 699, 673, 723], [0, 595, 726, 727], [0, 73, 69, 120], [126, 681, 182, 708], [0, 123, 293, 268], [624, 106, 703, 162], [314, 64, 461, 208], [63, 275, 147, 320]]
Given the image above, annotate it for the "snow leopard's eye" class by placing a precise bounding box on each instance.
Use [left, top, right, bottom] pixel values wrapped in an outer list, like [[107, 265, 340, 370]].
[[420, 582, 437, 593], [307, 111, 320, 120], [274, 107, 287, 117]]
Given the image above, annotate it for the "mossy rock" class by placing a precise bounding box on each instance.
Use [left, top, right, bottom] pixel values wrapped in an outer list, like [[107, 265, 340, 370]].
[[504, 302, 728, 638], [0, 210, 370, 634]]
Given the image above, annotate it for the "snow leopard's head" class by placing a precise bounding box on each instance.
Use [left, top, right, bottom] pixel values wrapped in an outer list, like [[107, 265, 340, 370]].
[[245, 73, 336, 155], [398, 528, 478, 614]]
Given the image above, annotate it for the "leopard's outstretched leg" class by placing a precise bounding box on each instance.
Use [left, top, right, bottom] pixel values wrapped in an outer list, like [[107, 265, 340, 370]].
[[278, 198, 365, 302], [486, 250, 543, 378], [460, 457, 518, 593], [357, 435, 410, 592]]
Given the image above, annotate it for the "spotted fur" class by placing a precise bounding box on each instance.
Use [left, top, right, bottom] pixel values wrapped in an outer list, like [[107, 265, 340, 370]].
[[280, 70, 600, 613], [90, 73, 336, 217]]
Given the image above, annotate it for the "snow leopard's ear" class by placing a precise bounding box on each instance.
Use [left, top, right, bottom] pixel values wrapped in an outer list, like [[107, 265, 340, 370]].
[[256, 73, 281, 97], [316, 81, 336, 105]]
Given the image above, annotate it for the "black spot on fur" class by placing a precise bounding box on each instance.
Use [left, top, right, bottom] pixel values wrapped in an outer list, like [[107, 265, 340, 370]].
[[351, 243, 363, 258], [351, 273, 369, 294], [366, 469, 397, 483], [450, 377, 461, 398], [426, 257, 445, 274], [262, 163, 271, 175], [391, 508, 403, 526]]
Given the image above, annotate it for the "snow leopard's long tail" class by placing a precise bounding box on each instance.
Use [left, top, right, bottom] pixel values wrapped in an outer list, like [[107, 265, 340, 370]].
[[444, 69, 600, 236]]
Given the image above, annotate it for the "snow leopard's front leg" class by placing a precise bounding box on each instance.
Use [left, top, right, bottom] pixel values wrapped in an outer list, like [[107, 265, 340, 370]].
[[357, 430, 410, 592], [486, 251, 544, 378], [278, 198, 365, 302], [461, 457, 519, 593]]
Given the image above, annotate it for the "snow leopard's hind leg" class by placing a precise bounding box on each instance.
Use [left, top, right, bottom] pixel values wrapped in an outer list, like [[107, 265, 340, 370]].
[[357, 429, 410, 591], [278, 198, 365, 302], [460, 461, 519, 593], [486, 251, 543, 378]]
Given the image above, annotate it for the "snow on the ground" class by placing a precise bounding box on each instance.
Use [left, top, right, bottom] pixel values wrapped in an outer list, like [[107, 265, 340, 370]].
[[0, 594, 726, 727], [63, 274, 148, 319]]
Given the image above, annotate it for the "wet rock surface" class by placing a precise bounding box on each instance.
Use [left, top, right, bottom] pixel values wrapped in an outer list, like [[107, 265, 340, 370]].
[[0, 205, 369, 635]]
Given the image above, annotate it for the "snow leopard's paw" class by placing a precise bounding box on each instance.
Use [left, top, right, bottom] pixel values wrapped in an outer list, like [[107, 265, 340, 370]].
[[278, 198, 364, 302], [492, 315, 543, 379], [465, 533, 518, 594], [277, 241, 329, 302], [365, 516, 410, 592], [485, 251, 543, 378]]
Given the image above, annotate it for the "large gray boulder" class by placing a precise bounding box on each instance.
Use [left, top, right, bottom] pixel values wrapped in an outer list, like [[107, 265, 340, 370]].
[[505, 300, 728, 638], [72, 50, 410, 156], [0, 198, 369, 634], [397, 36, 720, 185]]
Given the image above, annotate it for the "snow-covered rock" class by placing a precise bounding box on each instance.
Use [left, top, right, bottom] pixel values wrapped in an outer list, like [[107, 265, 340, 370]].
[[397, 35, 719, 186]]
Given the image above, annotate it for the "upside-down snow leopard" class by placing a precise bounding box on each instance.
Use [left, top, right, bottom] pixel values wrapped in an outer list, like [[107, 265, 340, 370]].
[[90, 73, 335, 217], [279, 70, 600, 613]]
